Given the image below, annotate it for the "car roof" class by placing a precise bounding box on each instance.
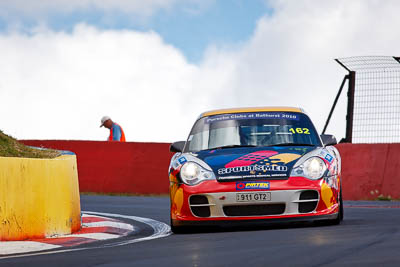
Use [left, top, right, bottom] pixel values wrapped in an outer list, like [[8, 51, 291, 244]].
[[199, 107, 304, 118]]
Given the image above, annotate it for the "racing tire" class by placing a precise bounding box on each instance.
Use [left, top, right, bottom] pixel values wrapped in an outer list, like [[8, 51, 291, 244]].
[[339, 190, 344, 221], [170, 219, 191, 234], [315, 190, 343, 226], [330, 190, 344, 225]]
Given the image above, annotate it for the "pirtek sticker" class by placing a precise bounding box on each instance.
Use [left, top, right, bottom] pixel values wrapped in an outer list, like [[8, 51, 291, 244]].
[[236, 181, 270, 191]]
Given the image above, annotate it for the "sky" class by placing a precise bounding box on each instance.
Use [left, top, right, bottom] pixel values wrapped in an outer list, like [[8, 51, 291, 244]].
[[0, 0, 399, 143]]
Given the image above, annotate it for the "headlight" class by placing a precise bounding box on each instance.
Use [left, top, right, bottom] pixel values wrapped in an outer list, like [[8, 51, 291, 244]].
[[291, 157, 327, 180], [180, 162, 215, 185]]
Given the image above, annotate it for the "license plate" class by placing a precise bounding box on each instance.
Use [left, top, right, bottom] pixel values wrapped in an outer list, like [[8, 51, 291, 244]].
[[236, 192, 271, 202]]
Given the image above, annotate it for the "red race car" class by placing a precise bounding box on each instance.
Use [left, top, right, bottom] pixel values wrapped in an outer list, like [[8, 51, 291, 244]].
[[169, 107, 343, 233]]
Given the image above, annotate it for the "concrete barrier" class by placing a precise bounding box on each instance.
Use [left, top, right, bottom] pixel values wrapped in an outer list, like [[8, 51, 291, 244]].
[[20, 140, 400, 200], [0, 155, 81, 241]]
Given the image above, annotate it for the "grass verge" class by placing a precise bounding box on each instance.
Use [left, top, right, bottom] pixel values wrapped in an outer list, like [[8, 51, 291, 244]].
[[0, 130, 60, 158], [376, 195, 399, 201]]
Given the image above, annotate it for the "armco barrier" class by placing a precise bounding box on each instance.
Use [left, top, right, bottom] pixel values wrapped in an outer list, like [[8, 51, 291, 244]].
[[20, 141, 400, 200], [0, 155, 81, 241], [21, 140, 173, 195]]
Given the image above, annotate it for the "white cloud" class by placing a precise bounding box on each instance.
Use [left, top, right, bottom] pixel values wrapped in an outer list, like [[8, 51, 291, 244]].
[[1, 0, 400, 142], [0, 25, 201, 141]]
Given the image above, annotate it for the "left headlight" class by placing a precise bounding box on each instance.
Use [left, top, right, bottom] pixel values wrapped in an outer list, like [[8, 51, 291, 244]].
[[290, 156, 327, 180], [180, 162, 215, 186]]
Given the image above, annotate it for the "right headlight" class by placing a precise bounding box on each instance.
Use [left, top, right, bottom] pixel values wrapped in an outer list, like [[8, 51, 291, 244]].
[[290, 156, 327, 180], [180, 162, 215, 185]]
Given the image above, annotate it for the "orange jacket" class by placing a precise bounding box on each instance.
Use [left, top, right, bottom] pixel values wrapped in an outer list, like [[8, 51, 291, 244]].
[[108, 123, 126, 142]]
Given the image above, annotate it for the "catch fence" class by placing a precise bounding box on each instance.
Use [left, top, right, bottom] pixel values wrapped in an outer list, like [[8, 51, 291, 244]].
[[324, 56, 400, 143]]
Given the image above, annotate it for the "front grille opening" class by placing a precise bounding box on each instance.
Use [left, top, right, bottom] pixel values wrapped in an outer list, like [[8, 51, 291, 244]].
[[223, 204, 285, 217], [299, 190, 319, 213], [300, 190, 319, 200], [189, 195, 209, 205], [299, 201, 318, 213], [191, 206, 211, 217]]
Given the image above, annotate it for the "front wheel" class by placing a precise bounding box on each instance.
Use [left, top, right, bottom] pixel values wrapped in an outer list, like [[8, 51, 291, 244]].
[[170, 218, 191, 234], [315, 190, 343, 226], [339, 190, 344, 221], [330, 189, 344, 225]]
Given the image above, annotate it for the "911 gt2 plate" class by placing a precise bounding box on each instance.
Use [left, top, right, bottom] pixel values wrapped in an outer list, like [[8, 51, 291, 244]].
[[236, 192, 271, 202]]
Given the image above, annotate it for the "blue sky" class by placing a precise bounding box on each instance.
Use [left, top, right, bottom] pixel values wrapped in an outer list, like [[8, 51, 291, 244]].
[[0, 0, 271, 62], [146, 1, 270, 62]]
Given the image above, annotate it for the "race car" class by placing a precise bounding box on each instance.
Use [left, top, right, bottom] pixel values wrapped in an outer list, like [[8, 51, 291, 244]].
[[168, 107, 343, 233]]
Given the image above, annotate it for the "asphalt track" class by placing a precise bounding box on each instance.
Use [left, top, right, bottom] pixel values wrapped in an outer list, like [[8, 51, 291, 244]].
[[1, 195, 400, 267]]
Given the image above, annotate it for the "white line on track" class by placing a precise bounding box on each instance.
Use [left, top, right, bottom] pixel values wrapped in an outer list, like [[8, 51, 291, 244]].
[[59, 233, 121, 240], [83, 220, 134, 231], [0, 211, 171, 260], [84, 211, 171, 247]]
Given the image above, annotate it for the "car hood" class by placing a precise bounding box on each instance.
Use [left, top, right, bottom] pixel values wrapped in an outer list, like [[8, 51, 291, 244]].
[[194, 146, 317, 181]]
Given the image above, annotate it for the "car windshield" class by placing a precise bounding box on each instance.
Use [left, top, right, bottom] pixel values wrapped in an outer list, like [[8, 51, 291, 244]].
[[185, 112, 322, 152]]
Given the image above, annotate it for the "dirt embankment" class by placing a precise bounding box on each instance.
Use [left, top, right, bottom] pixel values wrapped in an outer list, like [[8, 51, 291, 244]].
[[0, 130, 59, 158]]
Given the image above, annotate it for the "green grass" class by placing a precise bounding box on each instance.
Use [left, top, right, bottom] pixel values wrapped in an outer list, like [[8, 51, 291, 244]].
[[376, 195, 394, 201], [0, 130, 60, 158]]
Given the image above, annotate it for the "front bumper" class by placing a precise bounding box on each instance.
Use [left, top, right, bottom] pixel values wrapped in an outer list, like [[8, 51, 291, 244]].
[[170, 176, 339, 224], [172, 213, 339, 227]]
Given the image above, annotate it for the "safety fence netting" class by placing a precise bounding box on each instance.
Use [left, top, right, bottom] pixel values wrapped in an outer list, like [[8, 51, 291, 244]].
[[337, 56, 400, 143]]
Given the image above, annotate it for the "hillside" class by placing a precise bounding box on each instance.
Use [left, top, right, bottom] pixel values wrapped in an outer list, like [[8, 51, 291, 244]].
[[0, 130, 60, 158]]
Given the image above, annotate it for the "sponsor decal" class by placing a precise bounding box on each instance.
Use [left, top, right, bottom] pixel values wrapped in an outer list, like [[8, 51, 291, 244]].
[[178, 156, 187, 164], [205, 112, 299, 124], [225, 150, 278, 168], [218, 164, 287, 175], [236, 181, 270, 191], [325, 154, 333, 163], [289, 127, 310, 135], [219, 173, 286, 180]]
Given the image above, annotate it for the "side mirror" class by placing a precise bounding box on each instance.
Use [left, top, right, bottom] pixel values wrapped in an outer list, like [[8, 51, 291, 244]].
[[320, 134, 337, 146], [170, 141, 186, 153]]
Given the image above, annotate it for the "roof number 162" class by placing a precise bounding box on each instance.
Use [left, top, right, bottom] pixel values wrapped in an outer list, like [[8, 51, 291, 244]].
[[289, 128, 310, 134]]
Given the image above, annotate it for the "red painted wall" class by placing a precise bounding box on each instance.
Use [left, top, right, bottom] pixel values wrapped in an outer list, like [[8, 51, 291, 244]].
[[21, 140, 173, 195], [20, 140, 400, 200], [335, 143, 400, 200]]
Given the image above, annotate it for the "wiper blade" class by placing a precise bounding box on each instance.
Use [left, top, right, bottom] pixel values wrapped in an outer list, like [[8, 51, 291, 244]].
[[272, 143, 315, 147], [212, 144, 258, 150]]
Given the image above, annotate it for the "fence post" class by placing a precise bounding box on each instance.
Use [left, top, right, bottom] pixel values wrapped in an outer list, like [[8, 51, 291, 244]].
[[322, 75, 348, 135], [345, 71, 356, 143]]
